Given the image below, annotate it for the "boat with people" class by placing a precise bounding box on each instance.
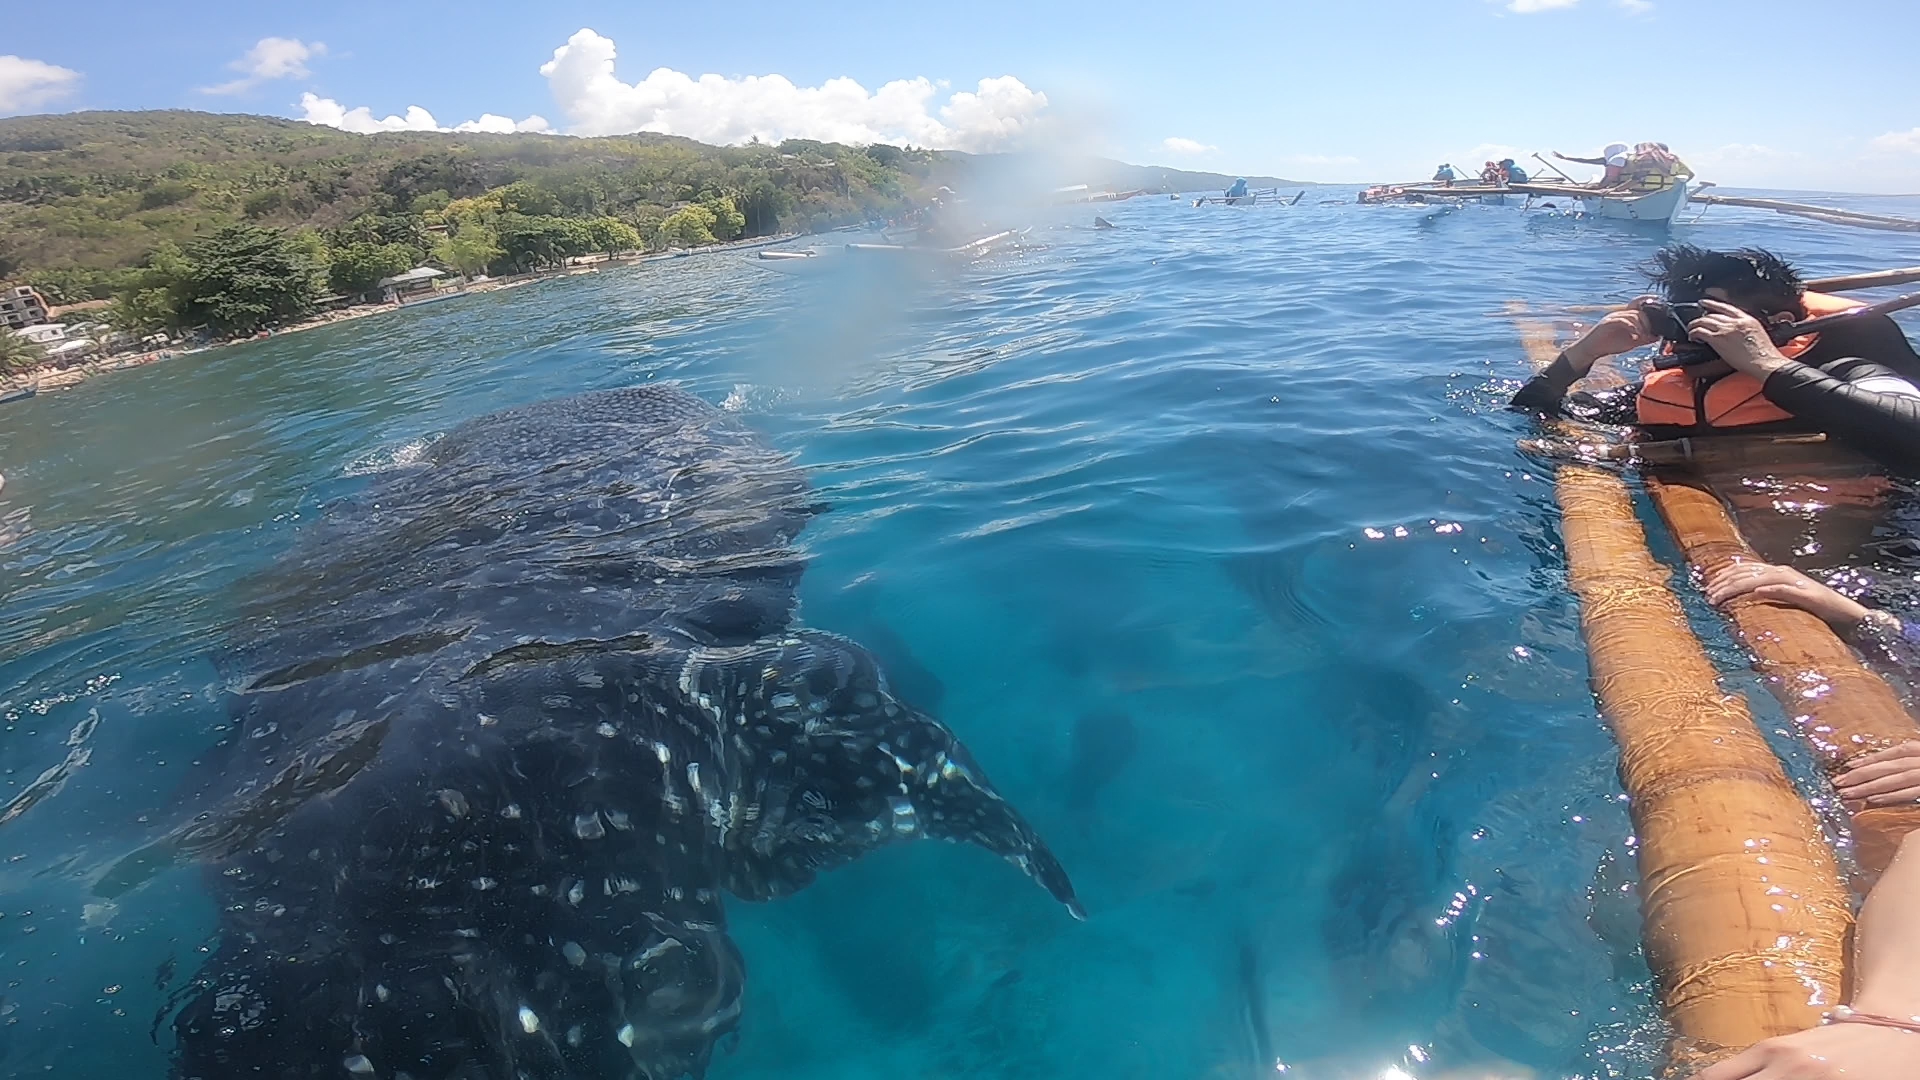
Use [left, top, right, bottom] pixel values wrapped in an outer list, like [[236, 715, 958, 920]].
[[1363, 142, 1696, 222]]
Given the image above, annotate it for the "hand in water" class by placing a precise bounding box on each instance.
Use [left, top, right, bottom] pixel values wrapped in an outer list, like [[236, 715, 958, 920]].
[[1836, 741, 1920, 809], [1564, 296, 1658, 373], [1696, 1023, 1918, 1080], [1701, 561, 1871, 627], [1689, 299, 1791, 378]]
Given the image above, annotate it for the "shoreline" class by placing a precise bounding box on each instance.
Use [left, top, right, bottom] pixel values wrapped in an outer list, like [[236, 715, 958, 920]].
[[2, 231, 804, 398]]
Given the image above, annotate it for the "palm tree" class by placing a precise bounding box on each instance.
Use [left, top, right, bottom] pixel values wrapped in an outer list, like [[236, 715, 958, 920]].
[[0, 331, 46, 374]]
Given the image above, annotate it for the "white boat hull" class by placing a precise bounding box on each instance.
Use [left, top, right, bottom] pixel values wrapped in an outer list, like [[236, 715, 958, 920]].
[[1578, 179, 1690, 224]]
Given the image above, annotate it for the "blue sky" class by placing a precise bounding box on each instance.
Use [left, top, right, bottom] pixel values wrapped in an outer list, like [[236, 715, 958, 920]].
[[4, 0, 1919, 192]]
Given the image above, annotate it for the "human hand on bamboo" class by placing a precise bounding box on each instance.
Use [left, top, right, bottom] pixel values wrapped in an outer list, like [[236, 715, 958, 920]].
[[1688, 299, 1791, 378], [1695, 1022, 1918, 1080], [1702, 562, 1872, 627], [1836, 741, 1920, 809], [1563, 296, 1658, 373]]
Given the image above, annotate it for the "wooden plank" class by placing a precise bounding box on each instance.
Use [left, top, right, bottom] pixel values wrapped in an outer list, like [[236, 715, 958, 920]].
[[1557, 464, 1849, 1072]]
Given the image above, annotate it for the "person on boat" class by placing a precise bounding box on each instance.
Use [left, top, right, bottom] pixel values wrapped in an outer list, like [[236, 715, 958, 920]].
[[1500, 159, 1529, 184], [1510, 244, 1920, 472], [1553, 142, 1631, 187], [1480, 160, 1502, 184], [1432, 164, 1457, 184], [1225, 177, 1250, 199], [1620, 142, 1691, 191]]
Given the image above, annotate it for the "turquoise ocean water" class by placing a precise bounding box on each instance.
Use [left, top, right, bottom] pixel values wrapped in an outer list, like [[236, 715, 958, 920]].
[[5, 191, 1920, 1079]]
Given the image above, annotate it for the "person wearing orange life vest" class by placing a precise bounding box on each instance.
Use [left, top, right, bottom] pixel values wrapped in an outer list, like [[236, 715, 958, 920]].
[[1511, 245, 1920, 472]]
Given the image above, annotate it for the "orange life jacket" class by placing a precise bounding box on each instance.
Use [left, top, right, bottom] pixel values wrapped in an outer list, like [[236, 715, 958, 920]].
[[1634, 292, 1865, 429]]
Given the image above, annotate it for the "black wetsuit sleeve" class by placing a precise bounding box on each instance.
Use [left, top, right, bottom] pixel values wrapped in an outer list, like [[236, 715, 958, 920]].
[[1762, 359, 1920, 471], [1808, 316, 1920, 383], [1510, 353, 1580, 413]]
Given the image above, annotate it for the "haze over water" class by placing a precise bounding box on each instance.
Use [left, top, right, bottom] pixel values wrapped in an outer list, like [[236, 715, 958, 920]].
[[5, 191, 1920, 1079]]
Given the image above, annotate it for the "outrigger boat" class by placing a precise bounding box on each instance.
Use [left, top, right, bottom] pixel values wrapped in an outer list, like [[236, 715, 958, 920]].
[[1192, 188, 1303, 207], [753, 228, 1032, 275], [1376, 177, 1694, 224]]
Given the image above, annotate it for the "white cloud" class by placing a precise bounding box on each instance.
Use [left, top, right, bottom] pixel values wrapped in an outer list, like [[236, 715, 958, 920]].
[[1871, 128, 1920, 154], [201, 37, 325, 96], [1616, 0, 1654, 12], [1161, 137, 1216, 156], [0, 55, 81, 114], [1507, 0, 1579, 10], [534, 28, 1047, 150], [297, 92, 550, 135]]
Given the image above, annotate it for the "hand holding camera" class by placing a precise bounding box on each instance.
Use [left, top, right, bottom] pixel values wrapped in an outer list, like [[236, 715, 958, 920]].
[[1563, 295, 1661, 374], [1684, 299, 1791, 378]]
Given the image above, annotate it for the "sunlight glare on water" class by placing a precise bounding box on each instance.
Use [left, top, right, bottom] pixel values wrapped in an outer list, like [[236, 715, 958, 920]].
[[4, 191, 1920, 1079]]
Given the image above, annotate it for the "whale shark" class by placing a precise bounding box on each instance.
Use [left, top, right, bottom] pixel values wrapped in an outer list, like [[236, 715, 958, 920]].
[[144, 386, 1078, 1079]]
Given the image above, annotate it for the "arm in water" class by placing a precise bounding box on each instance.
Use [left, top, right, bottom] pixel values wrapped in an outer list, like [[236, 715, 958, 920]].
[[1702, 561, 1920, 810], [1697, 830, 1920, 1080], [1509, 298, 1659, 416]]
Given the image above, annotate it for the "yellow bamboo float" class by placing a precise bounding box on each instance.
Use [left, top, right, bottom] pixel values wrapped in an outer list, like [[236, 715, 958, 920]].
[[1643, 470, 1920, 874], [1557, 465, 1850, 1072]]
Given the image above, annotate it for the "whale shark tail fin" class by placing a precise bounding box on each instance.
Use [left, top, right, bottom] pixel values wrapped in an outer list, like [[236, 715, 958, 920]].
[[685, 631, 1084, 919]]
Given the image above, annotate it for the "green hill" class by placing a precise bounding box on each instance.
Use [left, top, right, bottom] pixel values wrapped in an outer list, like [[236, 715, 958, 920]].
[[0, 109, 939, 303]]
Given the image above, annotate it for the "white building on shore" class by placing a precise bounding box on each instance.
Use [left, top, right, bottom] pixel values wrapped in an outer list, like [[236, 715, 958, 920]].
[[1, 285, 51, 331]]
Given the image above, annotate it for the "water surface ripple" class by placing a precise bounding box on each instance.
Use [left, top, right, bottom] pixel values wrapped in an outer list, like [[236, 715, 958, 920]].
[[5, 191, 1920, 1079]]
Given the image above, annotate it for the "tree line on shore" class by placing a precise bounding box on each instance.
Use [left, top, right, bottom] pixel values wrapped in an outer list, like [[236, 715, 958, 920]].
[[0, 111, 944, 338]]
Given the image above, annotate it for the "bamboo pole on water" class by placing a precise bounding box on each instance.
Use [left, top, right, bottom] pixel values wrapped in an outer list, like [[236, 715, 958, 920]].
[[1557, 465, 1851, 1074], [1807, 266, 1920, 293], [1687, 193, 1920, 233], [1644, 471, 1920, 874]]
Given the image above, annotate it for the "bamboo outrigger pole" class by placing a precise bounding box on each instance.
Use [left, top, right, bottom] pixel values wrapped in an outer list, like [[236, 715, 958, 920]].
[[1807, 266, 1920, 293], [1643, 471, 1920, 874], [1557, 464, 1850, 1072], [1688, 193, 1920, 234]]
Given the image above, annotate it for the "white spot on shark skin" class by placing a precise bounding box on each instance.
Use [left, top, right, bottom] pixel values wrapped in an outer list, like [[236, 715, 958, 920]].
[[635, 938, 682, 966], [888, 796, 919, 836], [343, 1054, 376, 1075], [374, 983, 390, 1002], [566, 1024, 584, 1047], [617, 1022, 636, 1047], [654, 741, 672, 764], [605, 808, 631, 831], [577, 673, 605, 688], [476, 713, 497, 727], [435, 789, 469, 818], [567, 880, 586, 906], [574, 812, 606, 840], [471, 877, 497, 891], [596, 722, 618, 738], [518, 1005, 541, 1034], [500, 803, 522, 820], [562, 941, 587, 966]]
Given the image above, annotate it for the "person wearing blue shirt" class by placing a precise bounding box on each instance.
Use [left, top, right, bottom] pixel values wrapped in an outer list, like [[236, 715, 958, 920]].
[[1432, 164, 1456, 183], [1500, 159, 1528, 183], [1225, 177, 1249, 199]]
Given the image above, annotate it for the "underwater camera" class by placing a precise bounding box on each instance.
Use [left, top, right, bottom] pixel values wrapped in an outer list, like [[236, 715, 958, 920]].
[[1642, 300, 1708, 343], [1643, 300, 1719, 369]]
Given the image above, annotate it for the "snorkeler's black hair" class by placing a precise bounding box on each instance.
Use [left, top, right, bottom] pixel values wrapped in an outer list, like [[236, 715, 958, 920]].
[[1647, 244, 1806, 316]]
